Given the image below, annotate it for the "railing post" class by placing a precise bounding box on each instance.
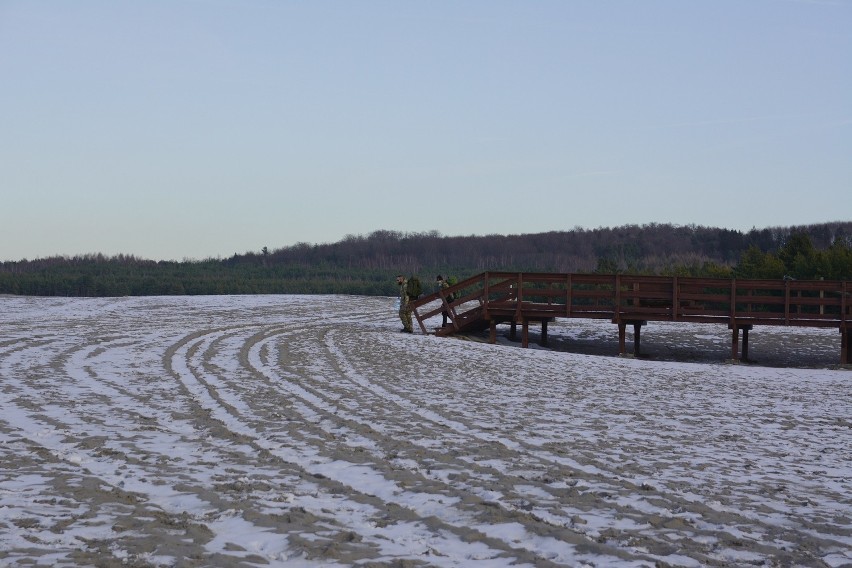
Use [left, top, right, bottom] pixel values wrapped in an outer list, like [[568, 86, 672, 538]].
[[672, 276, 679, 321], [785, 279, 791, 325], [843, 282, 849, 365], [614, 274, 622, 323], [514, 273, 523, 323], [483, 272, 490, 319], [566, 273, 573, 318], [730, 279, 736, 325]]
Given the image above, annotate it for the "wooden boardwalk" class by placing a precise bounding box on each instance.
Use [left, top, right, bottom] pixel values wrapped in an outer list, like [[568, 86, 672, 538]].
[[410, 272, 852, 365]]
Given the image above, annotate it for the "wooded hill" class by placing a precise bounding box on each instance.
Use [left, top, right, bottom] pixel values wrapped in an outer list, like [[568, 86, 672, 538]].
[[2, 222, 852, 297]]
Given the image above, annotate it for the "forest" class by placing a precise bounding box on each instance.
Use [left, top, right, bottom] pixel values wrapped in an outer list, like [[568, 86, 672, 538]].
[[2, 222, 852, 298]]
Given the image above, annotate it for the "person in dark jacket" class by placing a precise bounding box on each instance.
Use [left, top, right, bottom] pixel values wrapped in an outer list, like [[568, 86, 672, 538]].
[[436, 275, 452, 327]]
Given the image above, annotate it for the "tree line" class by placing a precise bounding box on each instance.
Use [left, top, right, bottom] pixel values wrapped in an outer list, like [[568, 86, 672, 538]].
[[2, 222, 851, 298]]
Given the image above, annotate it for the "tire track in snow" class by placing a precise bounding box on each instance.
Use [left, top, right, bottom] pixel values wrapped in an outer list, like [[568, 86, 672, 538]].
[[170, 325, 567, 567], [233, 324, 658, 567], [318, 329, 726, 562], [248, 322, 786, 566], [318, 327, 852, 565], [0, 337, 298, 565], [4, 296, 848, 567], [1, 318, 403, 564]]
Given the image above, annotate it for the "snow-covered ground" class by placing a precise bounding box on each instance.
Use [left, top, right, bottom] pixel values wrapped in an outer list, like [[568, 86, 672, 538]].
[[1, 294, 850, 567]]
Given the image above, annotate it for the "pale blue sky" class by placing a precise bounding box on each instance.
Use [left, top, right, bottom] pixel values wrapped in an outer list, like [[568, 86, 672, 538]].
[[2, 0, 850, 261]]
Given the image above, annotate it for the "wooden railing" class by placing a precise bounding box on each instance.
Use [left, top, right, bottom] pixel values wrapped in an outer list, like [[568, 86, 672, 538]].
[[410, 272, 852, 363]]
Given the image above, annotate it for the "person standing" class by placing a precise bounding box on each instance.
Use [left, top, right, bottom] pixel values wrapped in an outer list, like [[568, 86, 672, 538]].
[[396, 274, 413, 333], [436, 275, 451, 327]]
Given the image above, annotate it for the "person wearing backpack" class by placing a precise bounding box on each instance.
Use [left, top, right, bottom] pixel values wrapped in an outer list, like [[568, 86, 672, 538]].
[[395, 274, 414, 333]]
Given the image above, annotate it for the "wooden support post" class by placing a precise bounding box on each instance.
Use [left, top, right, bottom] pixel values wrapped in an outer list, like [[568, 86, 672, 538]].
[[741, 325, 752, 361], [618, 322, 627, 355], [415, 307, 428, 334], [489, 320, 497, 344], [731, 326, 740, 361], [522, 319, 530, 348], [510, 321, 517, 341], [633, 322, 642, 357], [540, 320, 548, 346]]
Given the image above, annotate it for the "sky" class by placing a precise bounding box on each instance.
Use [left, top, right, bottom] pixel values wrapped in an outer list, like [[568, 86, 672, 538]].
[[1, 0, 851, 262]]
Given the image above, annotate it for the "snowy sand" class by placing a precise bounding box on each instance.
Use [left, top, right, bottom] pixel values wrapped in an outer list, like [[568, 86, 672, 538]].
[[1, 294, 850, 567]]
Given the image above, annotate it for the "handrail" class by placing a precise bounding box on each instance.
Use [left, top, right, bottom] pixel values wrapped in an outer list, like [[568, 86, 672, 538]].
[[410, 272, 852, 334]]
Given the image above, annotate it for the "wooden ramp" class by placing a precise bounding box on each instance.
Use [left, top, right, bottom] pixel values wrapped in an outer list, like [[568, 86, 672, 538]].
[[409, 272, 852, 364]]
